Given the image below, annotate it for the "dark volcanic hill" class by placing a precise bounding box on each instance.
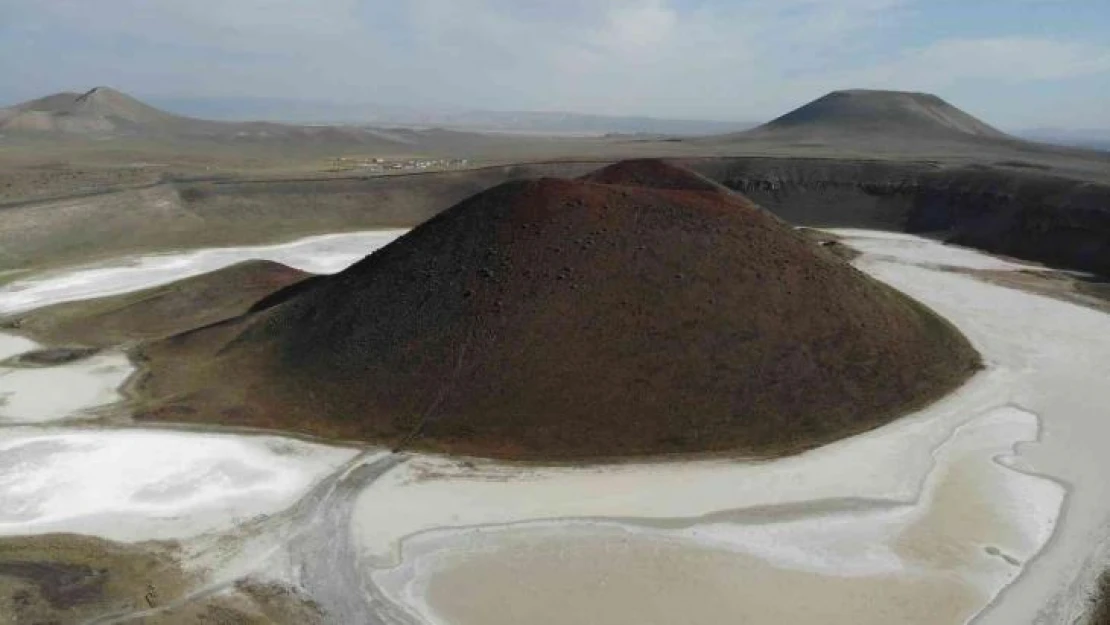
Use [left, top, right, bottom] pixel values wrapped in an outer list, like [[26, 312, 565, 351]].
[[745, 89, 1008, 141], [136, 160, 978, 460]]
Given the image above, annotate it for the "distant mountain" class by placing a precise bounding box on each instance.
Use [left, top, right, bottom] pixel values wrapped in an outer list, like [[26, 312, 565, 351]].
[[425, 110, 756, 136], [740, 89, 1008, 142], [148, 95, 755, 136], [144, 96, 412, 125], [0, 87, 442, 150], [1, 87, 178, 134], [1017, 128, 1110, 152]]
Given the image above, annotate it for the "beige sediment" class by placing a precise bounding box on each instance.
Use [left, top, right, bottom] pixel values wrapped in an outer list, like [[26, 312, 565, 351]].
[[369, 407, 1060, 625], [424, 530, 983, 625]]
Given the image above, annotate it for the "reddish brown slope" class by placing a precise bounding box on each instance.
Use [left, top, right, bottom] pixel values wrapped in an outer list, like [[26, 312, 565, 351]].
[[580, 159, 728, 192], [136, 160, 978, 460]]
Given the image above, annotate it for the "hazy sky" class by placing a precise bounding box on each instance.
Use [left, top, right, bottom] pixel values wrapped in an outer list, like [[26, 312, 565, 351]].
[[2, 0, 1108, 128]]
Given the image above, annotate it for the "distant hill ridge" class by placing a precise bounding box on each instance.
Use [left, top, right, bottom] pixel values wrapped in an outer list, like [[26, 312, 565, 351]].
[[0, 86, 433, 148], [0, 86, 752, 141], [0, 86, 1009, 146]]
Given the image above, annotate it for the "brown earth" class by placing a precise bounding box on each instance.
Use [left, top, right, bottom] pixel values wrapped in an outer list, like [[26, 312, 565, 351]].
[[0, 534, 189, 624], [131, 160, 979, 460], [0, 534, 322, 625], [4, 260, 309, 348]]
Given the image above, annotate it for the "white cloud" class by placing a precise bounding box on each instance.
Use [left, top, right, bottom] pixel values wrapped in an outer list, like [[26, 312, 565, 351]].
[[603, 1, 677, 51], [13, 0, 364, 49], [1, 0, 1108, 126], [844, 37, 1110, 87]]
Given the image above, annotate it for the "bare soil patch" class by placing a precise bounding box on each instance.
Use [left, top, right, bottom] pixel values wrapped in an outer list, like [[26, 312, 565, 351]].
[[0, 534, 187, 624]]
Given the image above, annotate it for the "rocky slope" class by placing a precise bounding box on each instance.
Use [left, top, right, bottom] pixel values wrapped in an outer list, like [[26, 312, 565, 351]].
[[4, 155, 1108, 280], [685, 158, 1110, 275]]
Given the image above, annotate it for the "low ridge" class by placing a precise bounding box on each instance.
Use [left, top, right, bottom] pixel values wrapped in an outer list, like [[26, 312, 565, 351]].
[[135, 160, 979, 460], [580, 158, 728, 192], [7, 260, 309, 348], [12, 91, 85, 113]]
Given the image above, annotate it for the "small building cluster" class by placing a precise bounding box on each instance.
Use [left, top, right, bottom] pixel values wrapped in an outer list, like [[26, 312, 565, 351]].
[[331, 157, 471, 173]]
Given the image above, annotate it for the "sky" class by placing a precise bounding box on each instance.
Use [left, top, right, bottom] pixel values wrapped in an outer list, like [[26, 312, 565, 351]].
[[1, 0, 1108, 129]]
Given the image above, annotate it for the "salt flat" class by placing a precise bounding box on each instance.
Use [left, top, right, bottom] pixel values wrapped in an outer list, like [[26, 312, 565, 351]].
[[0, 229, 406, 314], [0, 428, 359, 542], [0, 333, 132, 424], [831, 229, 1041, 271]]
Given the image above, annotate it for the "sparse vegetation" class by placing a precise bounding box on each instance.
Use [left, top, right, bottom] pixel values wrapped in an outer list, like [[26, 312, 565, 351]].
[[0, 534, 324, 625], [0, 534, 190, 623]]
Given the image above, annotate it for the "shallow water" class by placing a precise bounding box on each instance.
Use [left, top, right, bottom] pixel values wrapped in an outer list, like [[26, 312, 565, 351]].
[[363, 408, 1062, 625], [0, 333, 132, 424]]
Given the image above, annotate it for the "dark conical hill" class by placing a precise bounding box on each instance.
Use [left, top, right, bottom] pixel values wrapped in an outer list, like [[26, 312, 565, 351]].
[[136, 160, 979, 459]]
